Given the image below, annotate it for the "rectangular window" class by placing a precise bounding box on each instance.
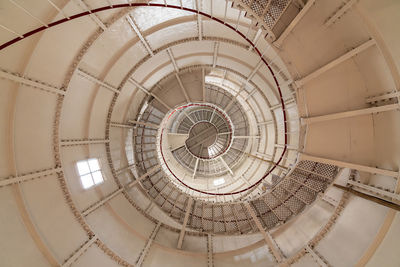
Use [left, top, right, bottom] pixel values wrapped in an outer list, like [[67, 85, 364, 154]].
[[76, 158, 104, 189], [213, 178, 225, 186]]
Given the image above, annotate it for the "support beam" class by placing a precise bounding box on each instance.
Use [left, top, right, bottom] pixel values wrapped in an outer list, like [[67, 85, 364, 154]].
[[61, 236, 97, 267], [258, 120, 274, 126], [177, 198, 194, 249], [136, 222, 161, 267], [347, 180, 400, 201], [246, 153, 288, 171], [305, 245, 328, 267], [167, 48, 180, 72], [270, 98, 295, 110], [274, 0, 316, 47], [110, 122, 133, 129], [192, 158, 199, 179], [198, 14, 203, 41], [295, 39, 375, 87], [319, 193, 338, 207], [247, 60, 263, 82], [126, 14, 154, 56], [245, 88, 257, 100], [202, 67, 206, 102], [175, 73, 191, 102], [74, 0, 107, 30], [333, 184, 400, 212], [301, 103, 399, 125], [221, 157, 234, 176], [116, 164, 135, 175], [126, 165, 161, 188], [300, 153, 399, 178], [0, 167, 62, 187], [366, 91, 400, 103], [275, 143, 297, 150], [324, 0, 357, 27], [128, 78, 150, 94], [255, 152, 274, 160], [233, 135, 260, 139], [61, 139, 109, 146], [45, 0, 70, 19], [128, 78, 171, 109], [128, 120, 159, 129], [0, 23, 24, 38], [145, 202, 155, 213], [12, 184, 60, 266], [249, 28, 262, 51], [0, 69, 65, 95], [9, 0, 48, 27], [212, 42, 219, 68], [207, 234, 214, 267], [77, 69, 119, 94], [244, 202, 284, 262], [82, 188, 123, 216]]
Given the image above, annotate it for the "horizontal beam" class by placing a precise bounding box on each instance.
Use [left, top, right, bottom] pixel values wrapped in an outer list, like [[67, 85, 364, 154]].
[[128, 120, 159, 129], [0, 69, 65, 95], [126, 165, 161, 188], [77, 69, 119, 94], [0, 167, 62, 187], [258, 120, 274, 126], [301, 103, 399, 124], [300, 153, 399, 178], [61, 236, 98, 267], [110, 122, 133, 128], [233, 135, 260, 139], [275, 144, 297, 150], [116, 164, 135, 175], [295, 39, 376, 87], [61, 139, 109, 146], [334, 184, 400, 211], [347, 180, 400, 201], [366, 91, 400, 103], [255, 152, 274, 160], [82, 189, 123, 216]]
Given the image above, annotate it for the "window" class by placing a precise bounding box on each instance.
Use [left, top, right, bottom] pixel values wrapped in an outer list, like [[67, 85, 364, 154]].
[[213, 178, 225, 186], [76, 158, 104, 189]]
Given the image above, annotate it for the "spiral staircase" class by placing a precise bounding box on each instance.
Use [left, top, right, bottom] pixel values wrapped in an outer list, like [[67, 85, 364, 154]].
[[0, 0, 399, 267]]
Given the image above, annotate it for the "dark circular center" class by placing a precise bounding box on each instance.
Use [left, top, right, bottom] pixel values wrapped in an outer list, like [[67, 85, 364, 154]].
[[186, 122, 218, 157]]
